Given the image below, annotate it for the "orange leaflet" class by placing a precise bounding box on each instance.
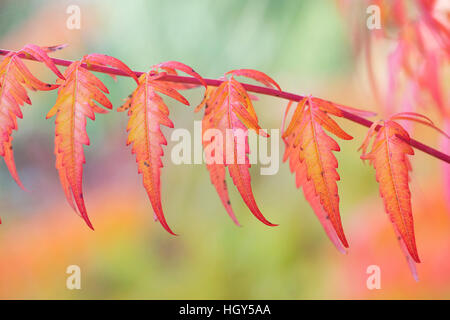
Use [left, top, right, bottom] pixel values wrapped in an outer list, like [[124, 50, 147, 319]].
[[360, 117, 420, 272], [196, 69, 281, 227], [119, 61, 206, 235], [47, 54, 138, 230], [199, 87, 239, 226], [282, 96, 356, 249], [0, 44, 64, 189]]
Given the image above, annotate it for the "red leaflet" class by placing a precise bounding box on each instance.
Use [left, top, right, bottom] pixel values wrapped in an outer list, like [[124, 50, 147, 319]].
[[47, 54, 138, 230], [119, 61, 206, 235], [196, 70, 281, 227], [282, 96, 357, 250], [0, 44, 64, 188]]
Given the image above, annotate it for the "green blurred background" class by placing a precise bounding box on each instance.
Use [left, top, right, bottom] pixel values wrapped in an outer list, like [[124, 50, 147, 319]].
[[0, 0, 448, 299]]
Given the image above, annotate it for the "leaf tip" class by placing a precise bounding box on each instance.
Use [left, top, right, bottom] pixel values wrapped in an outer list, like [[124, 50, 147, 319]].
[[83, 217, 95, 231]]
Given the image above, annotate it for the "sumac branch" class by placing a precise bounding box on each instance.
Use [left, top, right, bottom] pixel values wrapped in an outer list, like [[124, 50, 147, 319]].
[[0, 44, 448, 280]]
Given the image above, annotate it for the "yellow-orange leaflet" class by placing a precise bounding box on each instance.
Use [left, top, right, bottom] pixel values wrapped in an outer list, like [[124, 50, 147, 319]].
[[283, 96, 354, 249]]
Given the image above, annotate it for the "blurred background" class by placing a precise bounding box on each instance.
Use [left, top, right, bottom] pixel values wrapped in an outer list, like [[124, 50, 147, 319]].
[[0, 0, 449, 299]]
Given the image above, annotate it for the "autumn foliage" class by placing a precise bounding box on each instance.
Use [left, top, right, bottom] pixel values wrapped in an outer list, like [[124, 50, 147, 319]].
[[0, 0, 449, 281]]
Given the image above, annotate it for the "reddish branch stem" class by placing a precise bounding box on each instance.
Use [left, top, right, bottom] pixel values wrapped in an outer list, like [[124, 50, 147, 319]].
[[0, 48, 449, 164]]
